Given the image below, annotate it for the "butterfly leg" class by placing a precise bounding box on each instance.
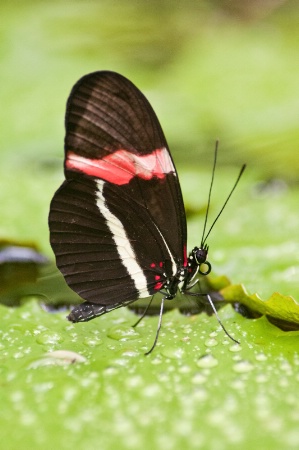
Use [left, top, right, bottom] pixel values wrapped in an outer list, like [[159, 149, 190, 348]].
[[132, 295, 155, 328], [144, 296, 165, 356]]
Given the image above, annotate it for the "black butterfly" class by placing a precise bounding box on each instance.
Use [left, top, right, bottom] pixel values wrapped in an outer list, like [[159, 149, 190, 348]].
[[49, 71, 244, 353]]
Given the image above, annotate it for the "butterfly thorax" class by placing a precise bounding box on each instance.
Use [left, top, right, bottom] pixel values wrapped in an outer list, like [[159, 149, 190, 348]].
[[163, 245, 211, 300]]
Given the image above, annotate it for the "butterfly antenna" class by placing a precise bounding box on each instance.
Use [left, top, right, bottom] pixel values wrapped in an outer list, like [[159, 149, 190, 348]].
[[201, 140, 219, 246], [202, 163, 246, 246]]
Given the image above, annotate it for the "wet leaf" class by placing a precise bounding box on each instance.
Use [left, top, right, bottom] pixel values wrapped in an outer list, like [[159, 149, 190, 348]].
[[222, 283, 299, 330]]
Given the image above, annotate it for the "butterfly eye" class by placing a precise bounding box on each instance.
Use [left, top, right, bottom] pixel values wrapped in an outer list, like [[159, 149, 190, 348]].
[[194, 247, 208, 265]]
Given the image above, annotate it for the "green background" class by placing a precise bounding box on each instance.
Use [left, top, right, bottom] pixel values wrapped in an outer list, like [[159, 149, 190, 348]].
[[1, 1, 299, 449]]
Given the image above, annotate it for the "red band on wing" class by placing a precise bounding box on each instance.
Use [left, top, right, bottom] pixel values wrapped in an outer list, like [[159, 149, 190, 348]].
[[66, 147, 175, 185], [183, 245, 188, 267]]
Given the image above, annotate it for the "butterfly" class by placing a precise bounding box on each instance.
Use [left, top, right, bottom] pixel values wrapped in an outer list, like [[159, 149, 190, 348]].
[[49, 71, 244, 353]]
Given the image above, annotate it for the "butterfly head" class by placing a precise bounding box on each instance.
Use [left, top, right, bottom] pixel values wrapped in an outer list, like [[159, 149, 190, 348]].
[[193, 244, 211, 276]]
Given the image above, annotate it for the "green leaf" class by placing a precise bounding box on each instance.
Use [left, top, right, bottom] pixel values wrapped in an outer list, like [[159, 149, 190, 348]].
[[222, 283, 299, 326], [1, 299, 299, 450]]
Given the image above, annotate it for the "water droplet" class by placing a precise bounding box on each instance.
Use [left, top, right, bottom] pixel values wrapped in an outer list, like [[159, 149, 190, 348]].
[[178, 364, 192, 374], [255, 353, 267, 362], [229, 344, 242, 352], [33, 382, 54, 393], [103, 366, 119, 376], [193, 388, 208, 402], [192, 372, 207, 385], [142, 384, 161, 397], [209, 331, 218, 338], [36, 331, 64, 345], [121, 349, 139, 358], [181, 325, 192, 335], [9, 323, 24, 332], [230, 379, 245, 390], [204, 338, 218, 348], [83, 337, 102, 347], [280, 360, 292, 374], [255, 373, 268, 383], [107, 325, 139, 341], [13, 352, 24, 359], [150, 356, 162, 365], [113, 358, 130, 367], [279, 376, 289, 388], [161, 347, 186, 359], [157, 372, 170, 383], [196, 354, 218, 368], [125, 375, 143, 388], [233, 360, 254, 373]]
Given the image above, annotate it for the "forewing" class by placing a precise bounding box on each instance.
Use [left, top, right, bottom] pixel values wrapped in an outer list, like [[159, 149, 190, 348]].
[[64, 71, 187, 256], [65, 70, 169, 160]]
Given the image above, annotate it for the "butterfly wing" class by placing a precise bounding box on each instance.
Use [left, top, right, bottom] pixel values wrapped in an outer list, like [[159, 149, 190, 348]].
[[49, 71, 187, 307]]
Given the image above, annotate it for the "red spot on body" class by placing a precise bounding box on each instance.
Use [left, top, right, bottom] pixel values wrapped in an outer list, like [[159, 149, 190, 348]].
[[150, 263, 156, 268], [155, 275, 160, 281], [183, 245, 188, 267], [154, 282, 164, 290], [66, 147, 174, 185], [159, 262, 163, 268]]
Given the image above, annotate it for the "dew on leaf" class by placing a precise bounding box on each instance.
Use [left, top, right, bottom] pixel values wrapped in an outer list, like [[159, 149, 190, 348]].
[[192, 388, 208, 403], [142, 384, 161, 398], [125, 375, 143, 389], [83, 336, 102, 347], [181, 325, 193, 335], [192, 372, 207, 385], [196, 354, 219, 368], [113, 358, 130, 367], [161, 346, 186, 359], [157, 372, 171, 383], [107, 325, 139, 341], [278, 377, 289, 388], [280, 360, 292, 374], [103, 366, 120, 376], [255, 353, 268, 361], [209, 331, 218, 338], [32, 382, 54, 393], [204, 338, 218, 347], [120, 349, 139, 358], [230, 379, 246, 390], [20, 411, 37, 426], [150, 356, 162, 365], [9, 323, 24, 332], [229, 343, 242, 352], [255, 373, 268, 383], [233, 360, 254, 373], [36, 331, 64, 345], [178, 364, 192, 374]]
